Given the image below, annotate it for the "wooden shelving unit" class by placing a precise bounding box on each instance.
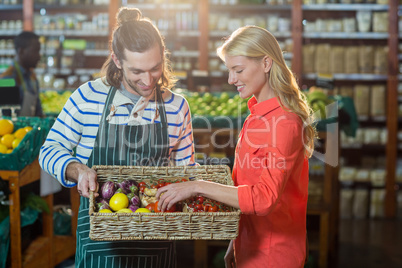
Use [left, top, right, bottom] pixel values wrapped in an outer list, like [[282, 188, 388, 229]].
[[0, 159, 79, 268]]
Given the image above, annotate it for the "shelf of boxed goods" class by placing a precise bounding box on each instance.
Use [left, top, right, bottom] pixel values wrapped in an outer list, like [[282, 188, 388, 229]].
[[306, 129, 340, 268], [294, 0, 401, 218]]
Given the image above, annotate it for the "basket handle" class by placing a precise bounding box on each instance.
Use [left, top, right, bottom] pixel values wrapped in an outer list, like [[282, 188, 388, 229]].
[[89, 191, 94, 215]]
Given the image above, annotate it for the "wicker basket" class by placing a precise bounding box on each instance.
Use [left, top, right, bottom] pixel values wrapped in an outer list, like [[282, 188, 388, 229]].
[[89, 165, 241, 241]]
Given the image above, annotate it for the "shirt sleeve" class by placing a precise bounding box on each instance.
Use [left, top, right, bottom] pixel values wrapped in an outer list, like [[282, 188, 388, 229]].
[[39, 88, 88, 188], [238, 119, 305, 216], [169, 97, 196, 166]]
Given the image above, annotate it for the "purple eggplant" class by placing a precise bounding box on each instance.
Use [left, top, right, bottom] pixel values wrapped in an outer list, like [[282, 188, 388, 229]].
[[130, 194, 141, 207], [96, 198, 111, 211], [101, 181, 116, 199], [129, 204, 139, 212], [117, 179, 139, 195]]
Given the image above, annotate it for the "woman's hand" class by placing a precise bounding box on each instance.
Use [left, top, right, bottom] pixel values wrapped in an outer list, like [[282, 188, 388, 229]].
[[66, 162, 98, 198], [224, 240, 236, 268], [155, 181, 198, 212]]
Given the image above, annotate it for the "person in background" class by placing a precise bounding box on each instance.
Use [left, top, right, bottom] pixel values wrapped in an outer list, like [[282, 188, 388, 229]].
[[39, 7, 195, 268], [0, 31, 43, 116], [156, 25, 316, 268]]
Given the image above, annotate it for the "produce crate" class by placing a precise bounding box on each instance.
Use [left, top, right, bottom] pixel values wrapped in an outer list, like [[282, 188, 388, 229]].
[[0, 117, 55, 171], [89, 165, 241, 241]]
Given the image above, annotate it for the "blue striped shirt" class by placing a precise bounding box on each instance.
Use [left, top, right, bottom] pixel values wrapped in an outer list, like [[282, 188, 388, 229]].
[[39, 78, 196, 187]]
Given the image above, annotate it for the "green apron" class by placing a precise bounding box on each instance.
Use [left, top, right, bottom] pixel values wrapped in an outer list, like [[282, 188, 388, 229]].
[[75, 86, 174, 268]]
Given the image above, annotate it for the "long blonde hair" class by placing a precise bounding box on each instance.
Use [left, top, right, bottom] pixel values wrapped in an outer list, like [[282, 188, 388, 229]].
[[217, 25, 316, 158]]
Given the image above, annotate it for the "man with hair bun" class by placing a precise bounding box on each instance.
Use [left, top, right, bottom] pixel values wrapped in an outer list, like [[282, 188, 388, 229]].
[[39, 7, 195, 267]]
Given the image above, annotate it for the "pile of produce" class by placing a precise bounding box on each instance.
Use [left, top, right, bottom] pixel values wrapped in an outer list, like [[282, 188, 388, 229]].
[[0, 118, 32, 154], [304, 87, 334, 120], [96, 177, 233, 213], [185, 92, 249, 117], [40, 90, 72, 115]]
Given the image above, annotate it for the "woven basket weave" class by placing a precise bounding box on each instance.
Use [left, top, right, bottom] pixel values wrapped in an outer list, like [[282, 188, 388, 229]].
[[89, 165, 241, 241]]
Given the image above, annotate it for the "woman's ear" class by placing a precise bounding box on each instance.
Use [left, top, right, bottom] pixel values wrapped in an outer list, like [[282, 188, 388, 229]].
[[111, 53, 121, 69], [263, 56, 272, 73]]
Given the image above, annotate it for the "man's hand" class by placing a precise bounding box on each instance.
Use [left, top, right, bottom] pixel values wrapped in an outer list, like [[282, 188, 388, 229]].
[[66, 162, 98, 198]]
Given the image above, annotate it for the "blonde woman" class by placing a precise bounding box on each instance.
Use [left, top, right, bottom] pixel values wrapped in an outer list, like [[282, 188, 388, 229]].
[[157, 25, 316, 267]]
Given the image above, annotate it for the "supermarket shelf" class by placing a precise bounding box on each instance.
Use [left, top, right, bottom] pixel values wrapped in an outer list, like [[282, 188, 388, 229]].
[[35, 29, 108, 37], [83, 49, 110, 57], [399, 74, 402, 80], [0, 4, 22, 10], [210, 30, 291, 38], [172, 50, 199, 57], [178, 30, 200, 37], [210, 4, 292, 11], [209, 51, 293, 60], [35, 67, 100, 76], [303, 32, 389, 39], [302, 4, 389, 11], [34, 4, 108, 10], [126, 3, 194, 10], [303, 73, 388, 81], [0, 29, 22, 36], [357, 115, 386, 122], [398, 54, 402, 60], [0, 48, 14, 56]]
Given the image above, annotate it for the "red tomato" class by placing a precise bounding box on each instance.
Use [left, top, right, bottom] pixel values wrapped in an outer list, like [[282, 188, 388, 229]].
[[151, 184, 158, 189], [154, 201, 161, 213], [203, 204, 211, 212], [164, 182, 171, 186], [145, 203, 155, 212], [195, 204, 203, 211], [166, 203, 177, 212], [157, 182, 165, 189], [196, 196, 204, 203], [139, 181, 146, 187], [181, 178, 188, 182], [139, 186, 146, 193], [208, 206, 218, 212]]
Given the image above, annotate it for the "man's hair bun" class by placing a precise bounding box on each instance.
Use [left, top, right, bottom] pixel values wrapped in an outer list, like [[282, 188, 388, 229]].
[[117, 7, 142, 26]]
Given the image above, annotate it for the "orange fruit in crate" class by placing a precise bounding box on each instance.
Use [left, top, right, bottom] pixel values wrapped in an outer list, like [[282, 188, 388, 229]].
[[109, 193, 129, 212], [1, 133, 15, 149], [11, 138, 22, 149], [14, 128, 28, 140], [0, 119, 14, 136]]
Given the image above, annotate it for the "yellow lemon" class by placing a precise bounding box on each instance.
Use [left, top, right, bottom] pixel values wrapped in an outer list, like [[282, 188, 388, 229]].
[[117, 208, 133, 213], [109, 193, 129, 212], [1, 133, 15, 148], [99, 209, 113, 213], [12, 138, 22, 149], [14, 128, 28, 140], [0, 119, 14, 136], [135, 208, 151, 213], [24, 126, 33, 132], [6, 149, 13, 154], [0, 144, 7, 154]]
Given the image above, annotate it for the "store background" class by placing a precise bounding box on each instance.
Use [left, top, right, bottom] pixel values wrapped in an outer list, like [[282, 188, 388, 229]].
[[1, 0, 402, 267]]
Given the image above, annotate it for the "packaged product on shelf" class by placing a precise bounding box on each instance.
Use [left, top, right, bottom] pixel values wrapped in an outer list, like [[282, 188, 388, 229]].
[[370, 169, 386, 187], [329, 46, 344, 74], [267, 15, 279, 32], [374, 46, 388, 74], [356, 10, 372, 32], [343, 17, 356, 33], [363, 128, 381, 145], [302, 44, 315, 73], [370, 85, 386, 117], [379, 129, 387, 145], [314, 44, 330, 74], [327, 19, 343, 32], [340, 189, 354, 219], [370, 189, 386, 218], [353, 84, 370, 116], [372, 12, 389, 33], [358, 46, 374, 74], [353, 188, 369, 219], [315, 19, 327, 32], [339, 86, 354, 98], [344, 46, 359, 74]]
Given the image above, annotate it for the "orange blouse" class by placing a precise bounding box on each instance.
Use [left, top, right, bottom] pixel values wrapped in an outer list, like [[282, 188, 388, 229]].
[[233, 96, 309, 268]]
